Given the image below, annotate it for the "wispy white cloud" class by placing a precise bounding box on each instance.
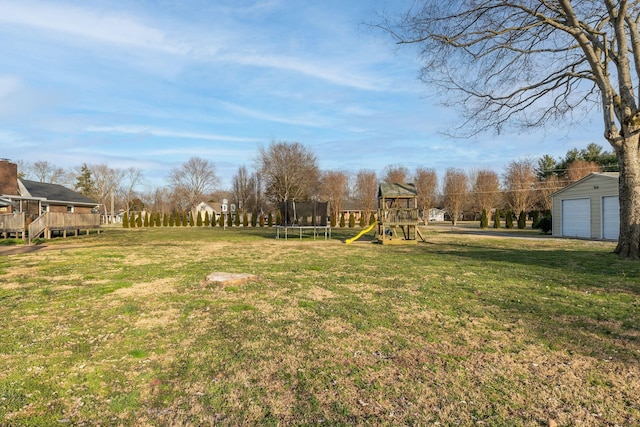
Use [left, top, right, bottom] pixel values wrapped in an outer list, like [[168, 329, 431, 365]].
[[0, 1, 185, 54], [86, 125, 261, 143]]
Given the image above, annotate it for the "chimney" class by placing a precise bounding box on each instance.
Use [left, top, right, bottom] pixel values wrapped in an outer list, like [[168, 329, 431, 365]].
[[0, 159, 20, 196]]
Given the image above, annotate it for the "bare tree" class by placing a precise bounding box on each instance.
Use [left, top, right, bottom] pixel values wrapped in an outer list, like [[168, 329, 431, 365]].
[[232, 165, 253, 213], [536, 175, 564, 213], [319, 170, 349, 222], [443, 168, 468, 226], [168, 157, 219, 209], [256, 141, 320, 202], [118, 167, 144, 214], [90, 164, 124, 219], [385, 1, 640, 257], [353, 170, 378, 218], [566, 160, 603, 183], [472, 169, 501, 221], [30, 161, 65, 184], [503, 159, 537, 217], [413, 167, 437, 223], [382, 165, 409, 183]]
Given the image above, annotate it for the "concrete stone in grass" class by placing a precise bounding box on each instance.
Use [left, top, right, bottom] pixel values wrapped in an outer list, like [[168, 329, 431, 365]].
[[205, 272, 257, 286]]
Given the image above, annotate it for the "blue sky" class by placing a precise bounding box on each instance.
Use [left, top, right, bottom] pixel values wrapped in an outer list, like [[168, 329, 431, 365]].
[[0, 0, 604, 190]]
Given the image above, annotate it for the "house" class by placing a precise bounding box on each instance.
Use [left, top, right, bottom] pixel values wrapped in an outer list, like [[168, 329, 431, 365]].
[[551, 172, 619, 240], [427, 208, 446, 222], [194, 201, 221, 223], [0, 159, 100, 240]]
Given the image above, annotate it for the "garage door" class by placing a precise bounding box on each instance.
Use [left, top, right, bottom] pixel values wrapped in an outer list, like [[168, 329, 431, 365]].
[[562, 198, 590, 238], [602, 196, 619, 240]]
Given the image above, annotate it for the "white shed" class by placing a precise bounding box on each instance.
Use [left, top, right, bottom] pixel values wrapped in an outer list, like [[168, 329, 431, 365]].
[[551, 172, 619, 240]]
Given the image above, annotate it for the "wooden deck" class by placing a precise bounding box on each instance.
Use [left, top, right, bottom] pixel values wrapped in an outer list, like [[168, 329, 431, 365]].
[[0, 212, 101, 243]]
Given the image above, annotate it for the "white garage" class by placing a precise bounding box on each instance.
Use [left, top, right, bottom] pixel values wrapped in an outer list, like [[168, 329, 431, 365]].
[[552, 173, 619, 240]]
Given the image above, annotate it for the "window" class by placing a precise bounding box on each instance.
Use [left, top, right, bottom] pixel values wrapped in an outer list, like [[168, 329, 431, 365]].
[[67, 205, 74, 213]]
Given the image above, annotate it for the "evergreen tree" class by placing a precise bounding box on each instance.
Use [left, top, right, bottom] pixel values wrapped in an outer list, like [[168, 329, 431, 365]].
[[227, 213, 233, 227], [218, 214, 225, 227], [348, 212, 355, 227], [169, 213, 175, 227], [75, 163, 95, 197], [122, 212, 129, 228], [369, 211, 376, 225], [204, 211, 210, 226], [163, 213, 168, 227], [183, 212, 189, 226], [148, 212, 154, 227], [517, 211, 527, 229], [251, 211, 257, 227], [531, 211, 540, 229], [197, 211, 203, 226], [136, 212, 142, 228], [359, 213, 366, 228], [493, 209, 501, 229], [340, 213, 346, 228], [480, 209, 488, 229], [273, 212, 278, 227], [259, 214, 265, 227], [505, 210, 514, 229], [234, 212, 240, 227], [243, 211, 249, 227], [330, 213, 337, 227]]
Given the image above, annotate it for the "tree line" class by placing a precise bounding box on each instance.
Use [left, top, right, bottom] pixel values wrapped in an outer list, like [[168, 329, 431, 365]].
[[14, 140, 616, 227]]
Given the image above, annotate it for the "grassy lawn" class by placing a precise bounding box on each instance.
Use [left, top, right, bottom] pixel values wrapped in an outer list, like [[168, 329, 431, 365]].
[[0, 226, 638, 426]]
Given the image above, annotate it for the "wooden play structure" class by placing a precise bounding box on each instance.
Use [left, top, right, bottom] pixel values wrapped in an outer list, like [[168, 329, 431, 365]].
[[376, 183, 423, 245]]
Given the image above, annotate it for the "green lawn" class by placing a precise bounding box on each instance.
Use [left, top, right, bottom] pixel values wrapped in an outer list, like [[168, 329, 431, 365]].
[[0, 227, 638, 426]]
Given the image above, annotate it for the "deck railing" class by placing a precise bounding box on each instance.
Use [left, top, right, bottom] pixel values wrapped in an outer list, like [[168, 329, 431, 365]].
[[379, 208, 419, 225], [28, 213, 101, 243], [0, 213, 26, 236]]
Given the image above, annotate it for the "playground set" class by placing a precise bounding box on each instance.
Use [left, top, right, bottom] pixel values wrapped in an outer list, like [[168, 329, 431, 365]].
[[274, 183, 424, 244]]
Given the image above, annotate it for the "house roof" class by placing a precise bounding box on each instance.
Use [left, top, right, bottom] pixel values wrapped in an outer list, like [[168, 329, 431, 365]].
[[19, 179, 98, 205], [551, 172, 619, 197], [378, 183, 417, 198], [0, 197, 12, 207]]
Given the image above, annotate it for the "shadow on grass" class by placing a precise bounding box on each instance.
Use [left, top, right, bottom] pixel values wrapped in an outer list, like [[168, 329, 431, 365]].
[[411, 241, 640, 362]]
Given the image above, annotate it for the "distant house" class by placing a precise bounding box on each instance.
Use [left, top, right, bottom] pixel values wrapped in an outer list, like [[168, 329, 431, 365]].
[[0, 159, 100, 239], [427, 208, 446, 222], [195, 201, 221, 223]]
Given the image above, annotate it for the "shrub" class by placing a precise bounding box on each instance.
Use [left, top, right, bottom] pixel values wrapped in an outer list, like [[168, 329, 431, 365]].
[[234, 213, 240, 227], [340, 213, 346, 228], [493, 209, 501, 229], [369, 211, 376, 226], [144, 213, 149, 227], [204, 211, 210, 227], [259, 214, 265, 227], [218, 214, 224, 227], [330, 213, 337, 227], [243, 212, 249, 227], [136, 212, 142, 228], [480, 209, 488, 229], [268, 212, 274, 227], [122, 212, 129, 228], [348, 212, 355, 228], [517, 210, 526, 229], [505, 211, 514, 229], [537, 216, 552, 233], [251, 212, 257, 227], [169, 213, 175, 227], [163, 213, 168, 227], [359, 214, 366, 228], [183, 213, 189, 227]]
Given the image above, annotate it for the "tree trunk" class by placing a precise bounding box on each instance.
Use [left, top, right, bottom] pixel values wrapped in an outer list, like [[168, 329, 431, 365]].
[[614, 136, 640, 259]]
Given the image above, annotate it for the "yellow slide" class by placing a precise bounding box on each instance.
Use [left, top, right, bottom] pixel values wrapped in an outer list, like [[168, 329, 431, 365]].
[[345, 221, 378, 244]]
